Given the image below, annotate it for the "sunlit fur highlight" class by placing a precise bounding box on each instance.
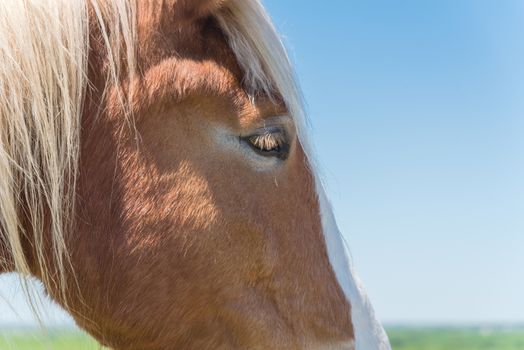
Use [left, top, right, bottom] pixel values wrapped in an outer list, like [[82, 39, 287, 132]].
[[0, 0, 390, 348]]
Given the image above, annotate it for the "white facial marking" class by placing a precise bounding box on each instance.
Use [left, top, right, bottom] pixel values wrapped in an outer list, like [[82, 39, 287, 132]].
[[316, 183, 392, 350]]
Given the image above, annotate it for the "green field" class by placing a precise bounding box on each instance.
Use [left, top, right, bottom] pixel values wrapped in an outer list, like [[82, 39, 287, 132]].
[[0, 330, 102, 350], [388, 327, 524, 350], [0, 327, 523, 349]]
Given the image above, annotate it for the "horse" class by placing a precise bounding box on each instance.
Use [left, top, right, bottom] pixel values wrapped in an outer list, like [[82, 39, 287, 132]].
[[0, 1, 391, 349]]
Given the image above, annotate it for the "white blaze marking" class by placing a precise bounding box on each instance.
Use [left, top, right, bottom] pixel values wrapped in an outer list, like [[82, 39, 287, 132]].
[[316, 183, 392, 350]]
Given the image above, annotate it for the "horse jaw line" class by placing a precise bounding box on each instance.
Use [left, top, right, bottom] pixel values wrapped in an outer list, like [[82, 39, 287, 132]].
[[315, 183, 392, 350]]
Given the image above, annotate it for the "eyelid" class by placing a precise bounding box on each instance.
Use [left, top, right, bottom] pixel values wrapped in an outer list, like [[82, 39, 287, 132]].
[[248, 129, 286, 149], [241, 125, 288, 146], [242, 115, 294, 137], [261, 115, 293, 130], [241, 125, 291, 160], [253, 125, 286, 135]]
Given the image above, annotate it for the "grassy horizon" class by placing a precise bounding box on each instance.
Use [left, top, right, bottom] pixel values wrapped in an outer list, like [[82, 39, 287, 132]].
[[387, 326, 524, 350], [1, 326, 524, 349]]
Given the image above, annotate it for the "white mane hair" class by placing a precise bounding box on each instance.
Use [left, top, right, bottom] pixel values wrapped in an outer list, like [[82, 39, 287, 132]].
[[0, 0, 136, 308], [0, 0, 390, 348]]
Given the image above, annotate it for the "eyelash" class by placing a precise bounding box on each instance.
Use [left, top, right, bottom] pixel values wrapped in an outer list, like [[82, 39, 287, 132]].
[[248, 132, 286, 152], [242, 129, 290, 159]]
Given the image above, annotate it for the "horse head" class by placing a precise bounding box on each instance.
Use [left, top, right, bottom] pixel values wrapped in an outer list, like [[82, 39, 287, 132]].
[[0, 1, 390, 349]]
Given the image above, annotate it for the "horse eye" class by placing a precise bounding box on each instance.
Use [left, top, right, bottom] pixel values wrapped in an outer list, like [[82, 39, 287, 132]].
[[242, 128, 290, 160]]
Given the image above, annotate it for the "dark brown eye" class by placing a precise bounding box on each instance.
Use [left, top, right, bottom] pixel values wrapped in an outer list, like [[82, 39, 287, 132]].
[[242, 128, 290, 160]]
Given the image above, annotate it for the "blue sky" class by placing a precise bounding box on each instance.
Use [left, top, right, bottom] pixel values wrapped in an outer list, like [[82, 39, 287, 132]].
[[263, 0, 524, 324], [1, 0, 523, 326]]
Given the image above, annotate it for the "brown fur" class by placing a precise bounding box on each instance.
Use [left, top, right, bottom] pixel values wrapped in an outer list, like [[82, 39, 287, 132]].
[[3, 1, 354, 349]]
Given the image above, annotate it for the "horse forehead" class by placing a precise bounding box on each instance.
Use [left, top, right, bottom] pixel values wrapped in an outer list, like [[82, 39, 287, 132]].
[[130, 13, 286, 121], [136, 0, 223, 23], [134, 9, 244, 90], [135, 2, 235, 62], [97, 5, 248, 119]]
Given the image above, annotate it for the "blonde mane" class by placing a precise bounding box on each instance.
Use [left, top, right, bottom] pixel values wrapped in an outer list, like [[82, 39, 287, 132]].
[[0, 0, 88, 286], [0, 0, 135, 301], [0, 1, 389, 348]]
